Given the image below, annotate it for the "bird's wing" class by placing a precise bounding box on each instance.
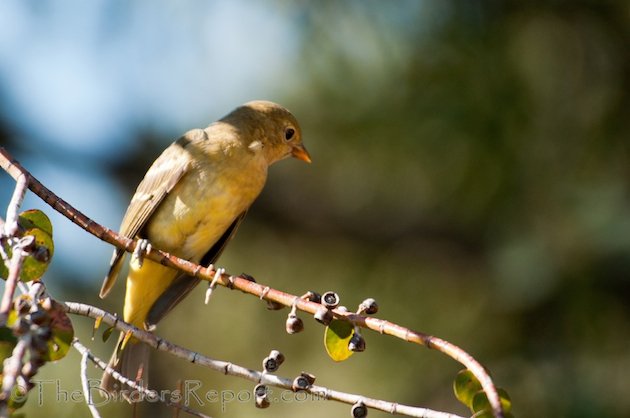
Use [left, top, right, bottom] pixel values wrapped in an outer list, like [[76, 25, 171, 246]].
[[99, 132, 202, 298], [144, 211, 248, 327]]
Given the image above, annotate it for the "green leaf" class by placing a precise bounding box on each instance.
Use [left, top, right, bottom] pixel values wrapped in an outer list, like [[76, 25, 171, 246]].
[[0, 326, 18, 373], [8, 384, 28, 412], [0, 210, 54, 282], [18, 210, 53, 237], [471, 411, 493, 418], [5, 308, 19, 327], [0, 242, 8, 279], [497, 388, 512, 413], [324, 319, 354, 362], [18, 228, 54, 281], [453, 369, 482, 408], [471, 391, 491, 413], [41, 300, 74, 362], [472, 388, 512, 414]]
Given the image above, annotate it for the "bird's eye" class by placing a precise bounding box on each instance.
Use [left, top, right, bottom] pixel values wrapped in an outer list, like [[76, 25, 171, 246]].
[[285, 127, 295, 141]]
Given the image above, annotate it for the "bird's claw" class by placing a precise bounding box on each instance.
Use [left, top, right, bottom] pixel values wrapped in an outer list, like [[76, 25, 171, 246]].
[[204, 267, 224, 304], [131, 239, 152, 269]]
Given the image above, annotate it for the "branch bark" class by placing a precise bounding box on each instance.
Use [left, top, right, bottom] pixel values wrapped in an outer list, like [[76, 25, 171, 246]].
[[0, 146, 505, 418], [73, 339, 211, 418], [65, 302, 463, 418]]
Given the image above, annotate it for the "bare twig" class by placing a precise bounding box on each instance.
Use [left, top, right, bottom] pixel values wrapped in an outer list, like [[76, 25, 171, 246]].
[[4, 171, 27, 237], [0, 338, 28, 417], [72, 339, 211, 418], [0, 147, 504, 418], [0, 226, 9, 266], [80, 349, 102, 418], [65, 301, 464, 418], [0, 175, 34, 327], [0, 237, 32, 326]]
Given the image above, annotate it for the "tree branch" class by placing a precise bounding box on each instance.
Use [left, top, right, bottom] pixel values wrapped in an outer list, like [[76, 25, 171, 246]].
[[3, 169, 27, 237], [0, 338, 28, 417], [0, 238, 30, 325], [65, 302, 463, 418], [79, 347, 102, 418], [0, 146, 504, 418], [72, 339, 211, 418]]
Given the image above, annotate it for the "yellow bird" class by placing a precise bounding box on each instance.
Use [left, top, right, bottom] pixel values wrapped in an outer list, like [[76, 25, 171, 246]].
[[99, 100, 310, 393]]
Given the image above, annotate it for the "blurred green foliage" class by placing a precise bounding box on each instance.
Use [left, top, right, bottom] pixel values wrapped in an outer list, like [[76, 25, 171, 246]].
[[3, 1, 629, 417]]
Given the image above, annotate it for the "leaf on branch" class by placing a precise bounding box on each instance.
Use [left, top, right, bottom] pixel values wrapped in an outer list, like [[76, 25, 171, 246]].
[[455, 369, 513, 416], [472, 388, 512, 416], [41, 300, 74, 362], [18, 209, 53, 237], [7, 384, 28, 413], [0, 245, 9, 279], [0, 322, 18, 373], [453, 369, 482, 408], [0, 210, 54, 282], [18, 228, 54, 281], [324, 319, 355, 362]]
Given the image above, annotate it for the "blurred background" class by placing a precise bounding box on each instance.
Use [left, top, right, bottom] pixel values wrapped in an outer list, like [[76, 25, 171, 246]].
[[1, 0, 629, 417]]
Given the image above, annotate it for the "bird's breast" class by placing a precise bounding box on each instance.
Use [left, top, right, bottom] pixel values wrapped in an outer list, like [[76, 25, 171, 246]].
[[145, 157, 267, 261]]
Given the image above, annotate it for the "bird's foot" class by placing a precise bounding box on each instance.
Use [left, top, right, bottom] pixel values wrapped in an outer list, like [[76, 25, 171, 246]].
[[130, 239, 152, 269], [204, 266, 225, 304]]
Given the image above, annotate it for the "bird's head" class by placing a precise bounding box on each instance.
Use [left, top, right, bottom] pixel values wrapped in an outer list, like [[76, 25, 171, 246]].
[[222, 100, 311, 166]]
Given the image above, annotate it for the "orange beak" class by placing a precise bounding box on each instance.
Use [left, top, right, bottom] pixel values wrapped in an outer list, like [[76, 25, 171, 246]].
[[291, 143, 312, 163]]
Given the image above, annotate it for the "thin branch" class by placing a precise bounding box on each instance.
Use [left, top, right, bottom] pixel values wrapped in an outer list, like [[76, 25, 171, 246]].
[[72, 339, 211, 418], [0, 216, 5, 240], [0, 237, 32, 326], [80, 348, 103, 418], [0, 338, 28, 418], [65, 301, 463, 418], [0, 224, 9, 266], [0, 147, 504, 418], [3, 171, 27, 237]]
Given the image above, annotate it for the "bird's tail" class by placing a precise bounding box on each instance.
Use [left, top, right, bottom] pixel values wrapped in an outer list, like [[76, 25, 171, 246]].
[[101, 333, 150, 401]]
